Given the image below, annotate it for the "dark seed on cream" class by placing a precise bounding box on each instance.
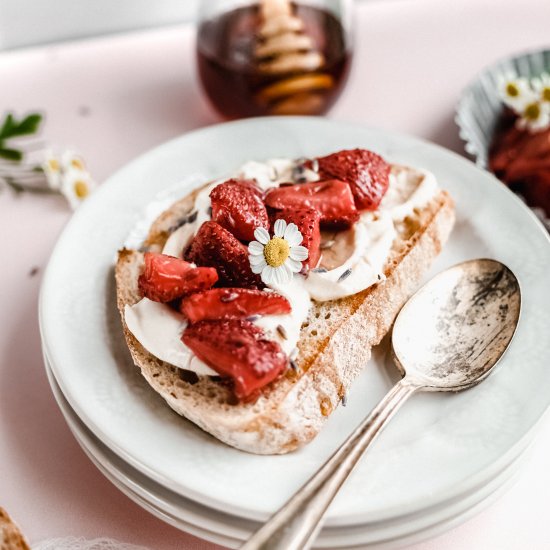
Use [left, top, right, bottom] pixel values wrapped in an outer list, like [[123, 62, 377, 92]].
[[169, 210, 198, 232], [276, 324, 288, 340], [289, 359, 298, 370], [311, 267, 328, 273], [337, 268, 352, 282], [342, 393, 348, 407], [246, 314, 262, 322]]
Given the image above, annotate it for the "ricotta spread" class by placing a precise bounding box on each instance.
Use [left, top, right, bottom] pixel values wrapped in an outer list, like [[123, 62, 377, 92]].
[[124, 158, 438, 377]]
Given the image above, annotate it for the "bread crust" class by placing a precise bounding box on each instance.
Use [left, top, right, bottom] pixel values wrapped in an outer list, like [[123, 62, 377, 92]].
[[115, 172, 455, 454]]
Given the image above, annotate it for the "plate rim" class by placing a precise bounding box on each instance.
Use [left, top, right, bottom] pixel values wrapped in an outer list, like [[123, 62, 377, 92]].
[[39, 116, 550, 525]]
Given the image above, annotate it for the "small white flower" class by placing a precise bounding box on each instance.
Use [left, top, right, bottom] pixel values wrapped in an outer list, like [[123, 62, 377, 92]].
[[497, 74, 536, 112], [60, 169, 97, 210], [61, 149, 87, 172], [517, 100, 550, 132], [42, 150, 62, 190], [532, 72, 550, 104], [248, 219, 308, 285]]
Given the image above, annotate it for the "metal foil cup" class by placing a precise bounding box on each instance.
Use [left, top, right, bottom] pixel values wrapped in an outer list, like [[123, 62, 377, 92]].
[[455, 48, 550, 230]]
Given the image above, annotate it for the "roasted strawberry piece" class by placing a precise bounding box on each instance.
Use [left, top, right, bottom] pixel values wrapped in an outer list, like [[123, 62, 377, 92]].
[[186, 221, 263, 288], [271, 207, 321, 269], [265, 179, 359, 228], [180, 288, 291, 323], [210, 179, 269, 242], [232, 178, 264, 198], [182, 319, 287, 400], [138, 252, 218, 302], [314, 149, 391, 210]]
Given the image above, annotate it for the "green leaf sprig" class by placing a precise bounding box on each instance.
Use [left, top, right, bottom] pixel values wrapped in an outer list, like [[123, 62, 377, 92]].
[[0, 112, 43, 162], [0, 111, 56, 195]]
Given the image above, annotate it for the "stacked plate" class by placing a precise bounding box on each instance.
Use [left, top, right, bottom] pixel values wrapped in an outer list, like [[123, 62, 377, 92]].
[[40, 118, 550, 549]]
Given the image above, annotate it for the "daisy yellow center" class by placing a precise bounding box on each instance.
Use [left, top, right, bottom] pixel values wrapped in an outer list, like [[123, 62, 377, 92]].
[[71, 158, 84, 170], [506, 82, 519, 97], [48, 158, 59, 171], [524, 102, 541, 121], [264, 237, 290, 267], [543, 87, 550, 102], [74, 180, 89, 198]]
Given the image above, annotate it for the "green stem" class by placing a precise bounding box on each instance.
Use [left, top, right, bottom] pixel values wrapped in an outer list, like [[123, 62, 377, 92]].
[[2, 176, 58, 195]]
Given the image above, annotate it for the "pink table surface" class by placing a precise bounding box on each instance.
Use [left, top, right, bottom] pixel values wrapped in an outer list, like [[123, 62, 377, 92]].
[[2, 0, 550, 548]]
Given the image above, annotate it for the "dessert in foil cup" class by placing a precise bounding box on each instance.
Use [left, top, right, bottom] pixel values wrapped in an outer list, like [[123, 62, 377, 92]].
[[456, 48, 550, 230]]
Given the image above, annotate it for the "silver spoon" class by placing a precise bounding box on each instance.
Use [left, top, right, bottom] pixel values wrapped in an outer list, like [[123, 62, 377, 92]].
[[242, 258, 521, 550]]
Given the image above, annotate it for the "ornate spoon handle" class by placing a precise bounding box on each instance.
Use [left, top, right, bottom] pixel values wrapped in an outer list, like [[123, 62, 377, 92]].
[[241, 378, 418, 550]]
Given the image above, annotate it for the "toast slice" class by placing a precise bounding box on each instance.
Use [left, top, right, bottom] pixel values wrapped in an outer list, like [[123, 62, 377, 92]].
[[115, 164, 455, 454]]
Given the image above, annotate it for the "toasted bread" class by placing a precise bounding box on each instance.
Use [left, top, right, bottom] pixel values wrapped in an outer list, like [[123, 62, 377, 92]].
[[115, 163, 455, 454], [0, 508, 30, 550]]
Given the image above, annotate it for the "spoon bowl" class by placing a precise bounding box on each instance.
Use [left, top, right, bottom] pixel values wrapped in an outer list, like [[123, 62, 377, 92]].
[[392, 259, 521, 390], [243, 259, 521, 550]]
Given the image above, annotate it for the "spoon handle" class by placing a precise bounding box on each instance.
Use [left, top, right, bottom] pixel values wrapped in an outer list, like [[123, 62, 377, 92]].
[[241, 378, 418, 550]]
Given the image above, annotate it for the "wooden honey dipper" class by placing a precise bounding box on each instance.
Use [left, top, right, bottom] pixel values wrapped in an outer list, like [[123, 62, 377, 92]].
[[255, 0, 335, 114]]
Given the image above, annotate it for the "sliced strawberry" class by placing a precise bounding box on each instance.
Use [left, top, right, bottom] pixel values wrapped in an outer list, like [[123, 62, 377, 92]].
[[210, 179, 269, 242], [271, 207, 321, 269], [182, 319, 287, 400], [265, 180, 359, 228], [138, 252, 218, 302], [233, 178, 264, 198], [314, 149, 391, 210], [186, 221, 263, 288], [180, 288, 291, 323]]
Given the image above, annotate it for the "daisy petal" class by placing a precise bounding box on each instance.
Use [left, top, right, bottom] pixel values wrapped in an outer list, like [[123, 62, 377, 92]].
[[272, 266, 283, 285], [261, 265, 275, 285], [274, 264, 292, 285], [281, 263, 294, 282], [274, 219, 287, 238], [251, 259, 267, 274], [289, 245, 309, 261], [249, 254, 267, 266], [285, 258, 302, 273], [284, 223, 302, 245], [254, 227, 270, 245], [248, 241, 264, 255]]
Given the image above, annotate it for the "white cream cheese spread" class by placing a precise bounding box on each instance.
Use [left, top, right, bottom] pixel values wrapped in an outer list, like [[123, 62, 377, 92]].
[[125, 298, 217, 376], [125, 158, 438, 377]]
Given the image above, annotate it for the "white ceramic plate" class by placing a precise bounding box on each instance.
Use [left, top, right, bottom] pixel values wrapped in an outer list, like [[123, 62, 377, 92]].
[[44, 353, 536, 549], [40, 117, 550, 526]]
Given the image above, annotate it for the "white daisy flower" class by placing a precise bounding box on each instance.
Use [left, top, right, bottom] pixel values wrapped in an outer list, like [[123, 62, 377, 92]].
[[42, 150, 62, 190], [60, 169, 97, 210], [248, 219, 308, 285], [61, 149, 87, 172], [532, 72, 550, 104], [497, 74, 536, 112], [517, 100, 550, 132]]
